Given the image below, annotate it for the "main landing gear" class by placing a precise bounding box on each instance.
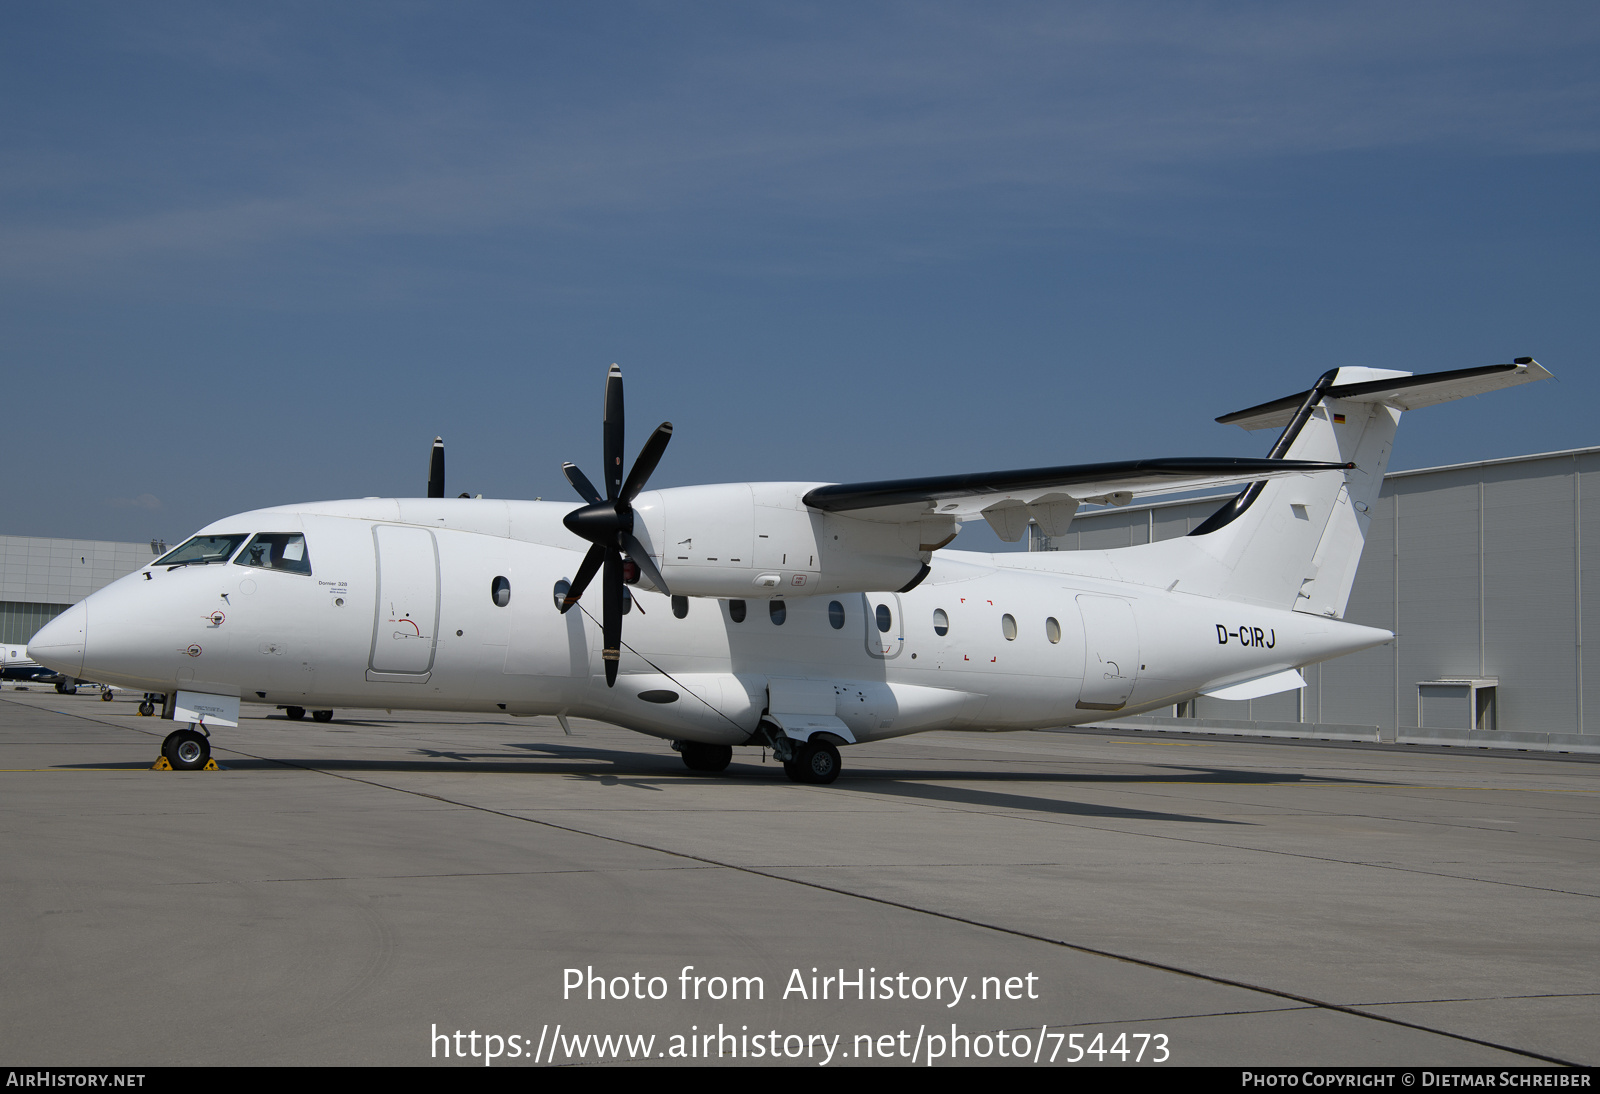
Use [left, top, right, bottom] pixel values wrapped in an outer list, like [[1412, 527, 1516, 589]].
[[159, 727, 212, 771], [677, 741, 732, 773], [670, 730, 845, 784], [755, 724, 844, 785], [282, 706, 335, 722], [783, 739, 841, 785]]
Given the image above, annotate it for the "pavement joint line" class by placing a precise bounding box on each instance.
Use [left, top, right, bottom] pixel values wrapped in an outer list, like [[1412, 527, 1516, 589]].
[[5, 695, 1587, 1065], [1348, 992, 1600, 1006], [832, 784, 1600, 901], [868, 789, 1600, 892]]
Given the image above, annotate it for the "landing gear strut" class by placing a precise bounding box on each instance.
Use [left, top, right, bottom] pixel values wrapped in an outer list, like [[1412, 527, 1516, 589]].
[[161, 727, 211, 771]]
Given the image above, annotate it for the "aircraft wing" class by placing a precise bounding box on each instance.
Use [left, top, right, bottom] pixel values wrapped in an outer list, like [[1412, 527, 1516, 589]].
[[801, 455, 1350, 540]]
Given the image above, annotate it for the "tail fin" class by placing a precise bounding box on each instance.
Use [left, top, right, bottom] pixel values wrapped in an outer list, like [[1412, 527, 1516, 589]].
[[1181, 359, 1549, 618]]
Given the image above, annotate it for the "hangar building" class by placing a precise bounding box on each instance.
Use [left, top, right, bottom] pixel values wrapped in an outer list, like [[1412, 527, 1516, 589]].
[[1, 536, 162, 645], [1029, 446, 1600, 754]]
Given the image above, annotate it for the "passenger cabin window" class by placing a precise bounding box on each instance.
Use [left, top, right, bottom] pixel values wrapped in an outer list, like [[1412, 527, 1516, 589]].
[[828, 601, 845, 629], [769, 599, 786, 625], [672, 595, 689, 619], [1046, 616, 1062, 644], [234, 533, 312, 575], [932, 608, 950, 636], [728, 599, 747, 623], [1001, 613, 1018, 641], [875, 603, 892, 633], [157, 534, 248, 568], [491, 576, 511, 607]]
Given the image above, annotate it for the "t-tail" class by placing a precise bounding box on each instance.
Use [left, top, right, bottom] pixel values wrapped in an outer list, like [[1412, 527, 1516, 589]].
[[1132, 359, 1550, 618]]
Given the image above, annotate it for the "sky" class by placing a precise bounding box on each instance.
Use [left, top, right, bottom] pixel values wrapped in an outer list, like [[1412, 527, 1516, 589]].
[[3, 2, 1596, 550]]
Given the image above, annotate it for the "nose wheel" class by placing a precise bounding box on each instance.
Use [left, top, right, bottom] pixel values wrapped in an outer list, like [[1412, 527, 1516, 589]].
[[159, 728, 213, 771]]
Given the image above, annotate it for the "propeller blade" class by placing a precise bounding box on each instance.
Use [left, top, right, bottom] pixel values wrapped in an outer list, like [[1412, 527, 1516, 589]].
[[562, 462, 603, 505], [602, 548, 623, 686], [620, 422, 673, 503], [604, 363, 624, 501], [559, 543, 606, 614], [427, 437, 445, 498], [621, 532, 670, 596]]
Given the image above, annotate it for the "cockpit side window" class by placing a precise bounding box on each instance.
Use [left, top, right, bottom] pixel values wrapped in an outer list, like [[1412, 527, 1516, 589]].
[[155, 534, 249, 568], [234, 533, 313, 576]]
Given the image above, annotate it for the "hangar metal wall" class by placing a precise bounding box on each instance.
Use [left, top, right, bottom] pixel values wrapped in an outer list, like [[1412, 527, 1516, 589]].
[[0, 536, 158, 644], [1030, 447, 1600, 741]]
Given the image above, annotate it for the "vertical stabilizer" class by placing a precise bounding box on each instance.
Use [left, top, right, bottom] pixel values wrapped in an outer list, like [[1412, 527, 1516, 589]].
[[1189, 368, 1403, 616], [1183, 359, 1548, 618]]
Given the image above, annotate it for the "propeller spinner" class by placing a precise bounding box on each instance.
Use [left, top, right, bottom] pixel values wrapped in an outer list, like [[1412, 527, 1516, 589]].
[[559, 364, 673, 686]]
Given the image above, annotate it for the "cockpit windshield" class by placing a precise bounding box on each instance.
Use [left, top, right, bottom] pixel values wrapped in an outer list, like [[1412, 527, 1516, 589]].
[[154, 534, 249, 568], [233, 533, 313, 576]]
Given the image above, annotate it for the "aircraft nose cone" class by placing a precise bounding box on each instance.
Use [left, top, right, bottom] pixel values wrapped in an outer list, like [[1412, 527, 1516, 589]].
[[27, 600, 86, 679]]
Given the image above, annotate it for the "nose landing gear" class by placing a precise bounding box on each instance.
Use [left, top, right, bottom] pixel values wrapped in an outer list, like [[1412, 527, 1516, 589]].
[[154, 727, 217, 771]]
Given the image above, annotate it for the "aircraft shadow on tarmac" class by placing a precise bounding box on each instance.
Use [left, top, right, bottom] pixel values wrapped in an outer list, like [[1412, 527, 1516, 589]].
[[59, 737, 1389, 825]]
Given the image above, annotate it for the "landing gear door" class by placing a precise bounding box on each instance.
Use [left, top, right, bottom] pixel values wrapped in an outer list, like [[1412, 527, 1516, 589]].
[[368, 525, 440, 680], [864, 593, 904, 660], [1075, 595, 1139, 711]]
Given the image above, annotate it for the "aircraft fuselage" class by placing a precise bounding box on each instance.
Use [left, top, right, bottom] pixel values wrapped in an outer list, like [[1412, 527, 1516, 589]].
[[39, 499, 1390, 747]]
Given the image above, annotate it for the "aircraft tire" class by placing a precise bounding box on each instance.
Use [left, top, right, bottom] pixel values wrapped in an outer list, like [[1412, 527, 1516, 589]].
[[163, 729, 210, 771], [793, 740, 841, 785], [138, 701, 155, 717], [680, 742, 731, 773], [55, 682, 76, 695], [312, 709, 334, 723], [100, 689, 114, 702], [285, 706, 306, 720]]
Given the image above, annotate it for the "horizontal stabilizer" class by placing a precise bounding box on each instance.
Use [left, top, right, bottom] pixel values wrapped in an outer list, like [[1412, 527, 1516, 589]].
[[1219, 360, 1550, 432], [803, 456, 1350, 523]]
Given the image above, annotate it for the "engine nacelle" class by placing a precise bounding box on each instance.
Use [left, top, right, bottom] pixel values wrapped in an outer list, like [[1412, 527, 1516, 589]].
[[629, 483, 955, 599]]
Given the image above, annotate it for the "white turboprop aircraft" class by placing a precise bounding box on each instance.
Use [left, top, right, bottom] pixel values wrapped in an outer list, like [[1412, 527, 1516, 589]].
[[28, 360, 1549, 781]]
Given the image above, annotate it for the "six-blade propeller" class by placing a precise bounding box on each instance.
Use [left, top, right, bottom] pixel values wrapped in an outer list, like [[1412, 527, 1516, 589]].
[[559, 364, 673, 686]]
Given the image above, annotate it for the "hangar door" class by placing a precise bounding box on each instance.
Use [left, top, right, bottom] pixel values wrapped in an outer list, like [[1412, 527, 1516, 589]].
[[369, 525, 440, 677]]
